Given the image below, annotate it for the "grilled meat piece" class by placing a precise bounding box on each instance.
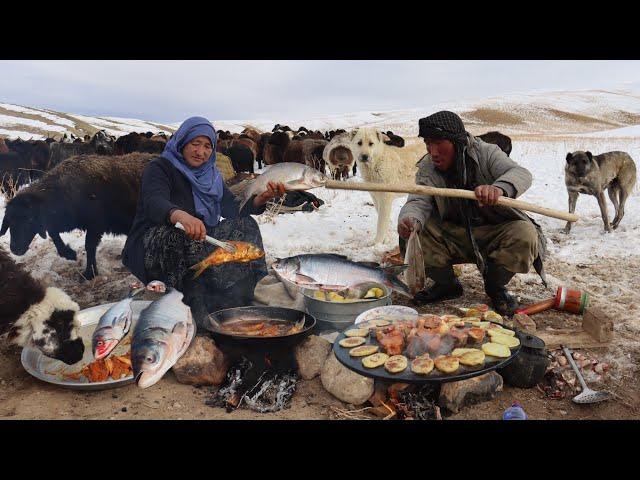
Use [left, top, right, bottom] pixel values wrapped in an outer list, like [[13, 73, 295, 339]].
[[447, 328, 469, 347], [376, 326, 405, 356]]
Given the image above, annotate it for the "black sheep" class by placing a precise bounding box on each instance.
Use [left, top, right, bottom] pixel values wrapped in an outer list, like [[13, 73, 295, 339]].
[[0, 245, 84, 364], [384, 131, 405, 148], [0, 153, 155, 280], [114, 132, 164, 155], [49, 131, 114, 168], [478, 131, 513, 156], [223, 144, 255, 173]]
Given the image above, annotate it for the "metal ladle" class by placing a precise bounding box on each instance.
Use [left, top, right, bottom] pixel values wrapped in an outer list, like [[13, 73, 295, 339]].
[[562, 346, 612, 404]]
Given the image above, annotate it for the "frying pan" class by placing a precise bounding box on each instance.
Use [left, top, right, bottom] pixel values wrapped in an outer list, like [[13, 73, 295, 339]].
[[333, 321, 521, 384], [205, 306, 316, 347]]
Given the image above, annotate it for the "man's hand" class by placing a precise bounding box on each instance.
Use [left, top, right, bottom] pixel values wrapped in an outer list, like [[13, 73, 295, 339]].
[[398, 217, 421, 239], [474, 185, 504, 207], [171, 210, 206, 241], [253, 181, 286, 207]]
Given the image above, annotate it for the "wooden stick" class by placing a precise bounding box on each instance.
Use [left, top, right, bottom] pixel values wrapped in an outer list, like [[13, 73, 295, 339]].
[[324, 179, 579, 223]]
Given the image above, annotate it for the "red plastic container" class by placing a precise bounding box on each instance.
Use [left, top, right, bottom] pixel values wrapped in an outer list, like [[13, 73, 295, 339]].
[[554, 286, 589, 314]]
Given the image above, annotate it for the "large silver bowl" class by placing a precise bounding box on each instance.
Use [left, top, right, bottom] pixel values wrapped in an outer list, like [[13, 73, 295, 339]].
[[302, 285, 392, 332], [20, 300, 151, 391]]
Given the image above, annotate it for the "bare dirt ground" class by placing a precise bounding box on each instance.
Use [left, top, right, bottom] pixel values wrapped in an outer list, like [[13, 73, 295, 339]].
[[2, 229, 639, 421]]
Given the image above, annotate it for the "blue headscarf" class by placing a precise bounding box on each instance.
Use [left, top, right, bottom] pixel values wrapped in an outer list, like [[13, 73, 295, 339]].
[[162, 116, 223, 228]]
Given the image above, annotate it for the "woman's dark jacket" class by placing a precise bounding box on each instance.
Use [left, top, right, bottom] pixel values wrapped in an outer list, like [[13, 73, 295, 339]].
[[122, 156, 265, 283]]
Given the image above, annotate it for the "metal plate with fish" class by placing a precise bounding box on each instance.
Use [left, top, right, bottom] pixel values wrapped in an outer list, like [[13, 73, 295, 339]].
[[205, 306, 316, 345], [21, 301, 151, 391]]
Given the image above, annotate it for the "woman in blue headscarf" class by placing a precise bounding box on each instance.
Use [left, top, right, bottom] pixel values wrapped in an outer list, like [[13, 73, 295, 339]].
[[122, 117, 285, 328]]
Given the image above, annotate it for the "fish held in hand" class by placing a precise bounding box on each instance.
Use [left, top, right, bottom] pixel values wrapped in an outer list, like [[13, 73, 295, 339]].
[[272, 254, 411, 297], [239, 163, 328, 210], [189, 241, 265, 279], [131, 288, 195, 389]]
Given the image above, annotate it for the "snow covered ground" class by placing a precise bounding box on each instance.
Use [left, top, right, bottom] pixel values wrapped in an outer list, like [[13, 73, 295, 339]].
[[1, 132, 638, 281]]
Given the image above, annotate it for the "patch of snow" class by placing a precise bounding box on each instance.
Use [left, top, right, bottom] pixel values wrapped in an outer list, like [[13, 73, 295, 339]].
[[0, 114, 68, 133], [574, 124, 640, 138], [0, 103, 77, 128], [0, 128, 46, 140]]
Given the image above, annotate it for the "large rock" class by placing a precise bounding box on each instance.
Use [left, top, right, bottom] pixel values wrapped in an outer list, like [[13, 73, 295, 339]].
[[172, 336, 228, 386], [295, 335, 332, 380], [513, 313, 537, 333], [439, 371, 503, 414], [320, 353, 374, 405]]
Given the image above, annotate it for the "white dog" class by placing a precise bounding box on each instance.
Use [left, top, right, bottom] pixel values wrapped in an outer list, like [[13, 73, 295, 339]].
[[350, 127, 427, 244]]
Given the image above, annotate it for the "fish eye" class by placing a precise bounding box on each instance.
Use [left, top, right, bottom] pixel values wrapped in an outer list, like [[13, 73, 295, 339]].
[[146, 355, 155, 363], [97, 341, 103, 346]]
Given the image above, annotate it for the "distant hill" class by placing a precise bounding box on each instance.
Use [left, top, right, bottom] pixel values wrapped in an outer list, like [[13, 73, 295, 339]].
[[3, 87, 640, 140]]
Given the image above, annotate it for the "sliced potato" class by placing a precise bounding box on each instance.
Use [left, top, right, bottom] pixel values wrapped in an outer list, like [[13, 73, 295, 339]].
[[451, 348, 480, 357], [458, 350, 486, 366], [443, 316, 465, 327], [345, 328, 369, 337], [468, 328, 486, 343], [364, 287, 385, 299], [349, 345, 379, 357], [339, 337, 366, 348], [384, 355, 408, 373], [482, 342, 511, 358], [434, 355, 460, 373], [327, 292, 346, 302], [489, 333, 520, 348], [411, 356, 435, 375], [370, 318, 391, 327], [362, 352, 389, 368], [483, 311, 503, 323], [469, 320, 490, 328], [487, 327, 516, 337]]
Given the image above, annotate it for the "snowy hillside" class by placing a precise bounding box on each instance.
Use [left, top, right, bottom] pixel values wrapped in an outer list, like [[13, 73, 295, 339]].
[[212, 87, 640, 137], [0, 102, 176, 140], [3, 86, 640, 140]]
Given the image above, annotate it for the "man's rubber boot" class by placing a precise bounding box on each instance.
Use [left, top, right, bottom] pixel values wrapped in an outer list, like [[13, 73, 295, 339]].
[[413, 266, 463, 305], [484, 263, 519, 316]]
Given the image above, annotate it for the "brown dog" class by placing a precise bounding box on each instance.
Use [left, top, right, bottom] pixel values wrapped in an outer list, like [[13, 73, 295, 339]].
[[564, 150, 637, 233]]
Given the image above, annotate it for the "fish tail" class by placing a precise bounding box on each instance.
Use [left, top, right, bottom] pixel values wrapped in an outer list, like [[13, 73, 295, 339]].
[[129, 287, 146, 298], [383, 266, 412, 298], [189, 260, 209, 279]]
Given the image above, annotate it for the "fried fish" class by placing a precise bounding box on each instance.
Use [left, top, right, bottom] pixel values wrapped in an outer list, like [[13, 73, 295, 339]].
[[190, 242, 265, 279]]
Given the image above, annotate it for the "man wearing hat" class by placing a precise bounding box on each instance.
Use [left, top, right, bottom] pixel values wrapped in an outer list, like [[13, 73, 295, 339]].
[[397, 111, 547, 316]]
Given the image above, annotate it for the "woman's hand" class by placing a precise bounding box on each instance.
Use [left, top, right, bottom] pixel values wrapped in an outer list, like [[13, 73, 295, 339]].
[[171, 210, 206, 241], [253, 181, 286, 207]]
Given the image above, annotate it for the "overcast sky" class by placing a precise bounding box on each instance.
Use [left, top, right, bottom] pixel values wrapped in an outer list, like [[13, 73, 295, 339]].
[[2, 60, 640, 123]]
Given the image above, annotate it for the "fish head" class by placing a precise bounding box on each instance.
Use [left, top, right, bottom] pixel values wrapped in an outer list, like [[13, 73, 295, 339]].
[[132, 338, 169, 389], [92, 328, 120, 360], [303, 167, 328, 188], [271, 257, 299, 282]]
